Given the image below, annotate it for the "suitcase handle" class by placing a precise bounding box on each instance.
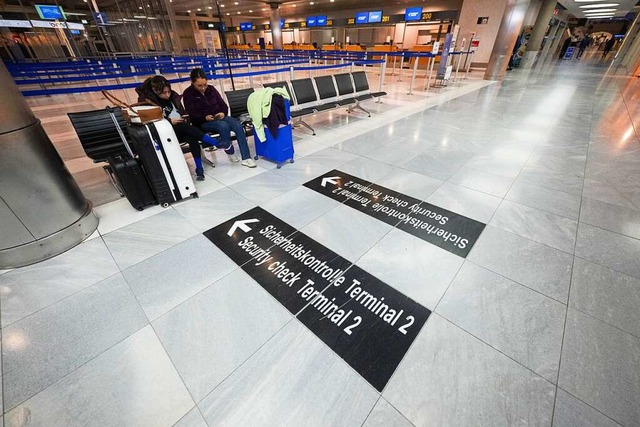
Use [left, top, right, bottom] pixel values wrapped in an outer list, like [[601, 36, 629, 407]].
[[106, 107, 135, 159]]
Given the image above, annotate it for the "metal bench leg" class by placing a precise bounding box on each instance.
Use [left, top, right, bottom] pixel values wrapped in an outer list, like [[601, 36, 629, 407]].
[[355, 103, 371, 117], [201, 146, 215, 167], [294, 118, 316, 135]]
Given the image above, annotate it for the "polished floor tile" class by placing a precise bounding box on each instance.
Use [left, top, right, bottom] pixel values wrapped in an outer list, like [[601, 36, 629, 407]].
[[437, 262, 566, 383], [570, 257, 640, 338], [0, 238, 120, 327], [448, 166, 514, 198], [402, 147, 475, 181], [173, 407, 208, 427], [153, 269, 291, 402], [362, 398, 413, 427], [123, 235, 238, 321], [229, 170, 299, 205], [4, 326, 194, 427], [426, 182, 502, 223], [102, 209, 200, 270], [468, 226, 573, 302], [198, 320, 379, 426], [173, 187, 256, 232], [506, 181, 582, 220], [575, 222, 640, 280], [516, 166, 584, 197], [552, 389, 621, 427], [490, 200, 578, 253], [558, 309, 640, 427], [383, 315, 555, 426], [375, 168, 443, 201], [302, 204, 393, 263], [261, 186, 341, 229], [2, 273, 147, 411], [357, 229, 463, 310], [579, 197, 640, 240]]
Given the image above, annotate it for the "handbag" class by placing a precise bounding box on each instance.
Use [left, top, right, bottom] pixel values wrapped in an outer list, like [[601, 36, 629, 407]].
[[102, 90, 164, 125]]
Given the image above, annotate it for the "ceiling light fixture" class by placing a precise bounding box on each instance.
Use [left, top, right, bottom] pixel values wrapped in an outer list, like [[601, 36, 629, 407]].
[[197, 8, 201, 11], [579, 3, 619, 7], [310, 1, 314, 4], [237, 11, 241, 14], [226, 12, 230, 15], [584, 9, 617, 12], [208, 6, 212, 9], [234, 1, 238, 4]]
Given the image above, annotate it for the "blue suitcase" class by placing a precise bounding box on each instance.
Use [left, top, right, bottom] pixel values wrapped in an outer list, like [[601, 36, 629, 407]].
[[253, 100, 294, 169]]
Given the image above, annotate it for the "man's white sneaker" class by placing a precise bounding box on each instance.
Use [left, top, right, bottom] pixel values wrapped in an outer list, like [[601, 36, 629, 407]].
[[241, 158, 257, 168], [227, 154, 240, 163]]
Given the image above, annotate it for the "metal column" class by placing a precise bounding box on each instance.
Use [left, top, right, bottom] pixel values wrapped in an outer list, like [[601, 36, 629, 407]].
[[0, 61, 98, 268], [484, 0, 531, 81]]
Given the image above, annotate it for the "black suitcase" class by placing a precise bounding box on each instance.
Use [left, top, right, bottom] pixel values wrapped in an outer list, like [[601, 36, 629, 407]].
[[109, 157, 157, 211], [126, 124, 177, 206]]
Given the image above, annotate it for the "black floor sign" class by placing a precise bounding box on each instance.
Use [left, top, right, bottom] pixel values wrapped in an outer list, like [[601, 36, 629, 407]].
[[204, 206, 431, 392], [304, 170, 486, 257]]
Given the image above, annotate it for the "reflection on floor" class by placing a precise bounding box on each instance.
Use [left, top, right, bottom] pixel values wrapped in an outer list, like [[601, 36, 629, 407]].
[[2, 59, 640, 426]]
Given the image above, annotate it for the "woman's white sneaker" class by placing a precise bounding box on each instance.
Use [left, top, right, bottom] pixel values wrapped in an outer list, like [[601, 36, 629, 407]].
[[227, 154, 240, 163], [241, 158, 257, 168]]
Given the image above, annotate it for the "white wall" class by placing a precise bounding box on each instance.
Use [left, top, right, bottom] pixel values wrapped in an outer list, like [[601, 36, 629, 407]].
[[456, 0, 508, 64]]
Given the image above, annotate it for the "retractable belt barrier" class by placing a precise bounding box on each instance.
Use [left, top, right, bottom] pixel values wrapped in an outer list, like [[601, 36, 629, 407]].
[[8, 50, 475, 97]]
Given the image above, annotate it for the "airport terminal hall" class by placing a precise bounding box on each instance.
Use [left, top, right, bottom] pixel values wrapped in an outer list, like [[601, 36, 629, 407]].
[[2, 0, 640, 425]]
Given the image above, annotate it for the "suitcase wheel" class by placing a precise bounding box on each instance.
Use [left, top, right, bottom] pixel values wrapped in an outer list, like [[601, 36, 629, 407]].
[[162, 203, 170, 208], [254, 155, 258, 160]]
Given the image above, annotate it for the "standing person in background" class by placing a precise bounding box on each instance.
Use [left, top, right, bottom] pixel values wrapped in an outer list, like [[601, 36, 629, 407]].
[[182, 68, 256, 168], [577, 35, 590, 59], [559, 37, 571, 59], [603, 37, 616, 59]]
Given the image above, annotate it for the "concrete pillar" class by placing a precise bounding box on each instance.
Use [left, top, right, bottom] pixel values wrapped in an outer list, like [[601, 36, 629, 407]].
[[0, 61, 98, 268], [521, 0, 557, 68], [484, 0, 531, 80], [269, 3, 283, 50]]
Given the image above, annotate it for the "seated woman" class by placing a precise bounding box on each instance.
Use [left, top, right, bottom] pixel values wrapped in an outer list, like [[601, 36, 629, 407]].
[[182, 68, 256, 168], [136, 75, 221, 181]]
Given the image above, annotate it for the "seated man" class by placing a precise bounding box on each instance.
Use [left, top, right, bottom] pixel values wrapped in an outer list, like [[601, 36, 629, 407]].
[[182, 68, 256, 168]]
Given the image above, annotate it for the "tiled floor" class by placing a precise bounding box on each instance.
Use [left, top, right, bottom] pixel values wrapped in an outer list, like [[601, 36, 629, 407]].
[[2, 58, 640, 426]]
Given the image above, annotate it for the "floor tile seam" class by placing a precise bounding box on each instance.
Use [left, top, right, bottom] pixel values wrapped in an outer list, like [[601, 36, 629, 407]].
[[550, 82, 598, 423], [0, 268, 125, 331], [1, 319, 150, 415], [501, 192, 580, 222], [435, 313, 559, 385], [614, 72, 640, 143], [146, 322, 199, 413], [553, 384, 625, 427], [93, 203, 171, 236], [359, 395, 384, 427], [461, 259, 569, 306], [564, 296, 640, 342], [193, 317, 295, 407]]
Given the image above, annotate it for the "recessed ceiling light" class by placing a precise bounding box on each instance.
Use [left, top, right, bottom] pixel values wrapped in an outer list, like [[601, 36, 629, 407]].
[[584, 9, 616, 12], [310, 1, 314, 4], [575, 0, 607, 2], [262, 7, 266, 10], [330, 0, 335, 2], [292, 3, 296, 6], [187, 10, 191, 12], [234, 1, 238, 4], [586, 13, 616, 16], [249, 9, 253, 12], [580, 3, 619, 7], [138, 6, 143, 9], [226, 12, 230, 15], [208, 6, 212, 9], [237, 11, 241, 14], [197, 8, 201, 11]]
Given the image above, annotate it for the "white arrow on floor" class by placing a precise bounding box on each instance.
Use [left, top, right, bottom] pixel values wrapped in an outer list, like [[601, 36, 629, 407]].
[[227, 218, 260, 237], [321, 177, 340, 187]]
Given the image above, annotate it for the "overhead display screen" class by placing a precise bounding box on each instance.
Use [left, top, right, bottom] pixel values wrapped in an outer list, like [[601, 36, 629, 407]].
[[355, 12, 369, 24], [306, 16, 317, 27], [405, 7, 422, 21], [35, 5, 65, 20], [368, 11, 382, 23]]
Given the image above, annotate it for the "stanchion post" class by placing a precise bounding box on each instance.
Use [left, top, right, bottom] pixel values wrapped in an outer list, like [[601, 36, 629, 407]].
[[454, 51, 462, 82], [351, 61, 354, 73], [248, 63, 253, 87], [290, 65, 294, 81], [426, 54, 436, 90], [423, 56, 432, 91], [377, 56, 386, 103], [398, 52, 404, 81], [309, 59, 313, 78], [408, 55, 419, 95], [465, 51, 472, 79]]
